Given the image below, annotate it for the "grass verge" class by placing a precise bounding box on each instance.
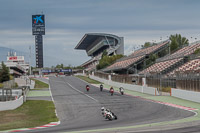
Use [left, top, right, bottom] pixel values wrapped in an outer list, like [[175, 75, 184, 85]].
[[0, 100, 58, 131], [75, 75, 102, 84], [31, 78, 49, 89]]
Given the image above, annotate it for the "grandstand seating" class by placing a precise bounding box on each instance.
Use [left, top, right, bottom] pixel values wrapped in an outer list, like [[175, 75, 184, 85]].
[[103, 40, 170, 72], [167, 58, 200, 76], [131, 41, 169, 57], [141, 42, 200, 75], [157, 43, 200, 62], [140, 58, 183, 74], [105, 55, 144, 71]]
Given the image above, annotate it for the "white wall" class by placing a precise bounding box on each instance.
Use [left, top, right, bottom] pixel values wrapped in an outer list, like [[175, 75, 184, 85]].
[[30, 80, 35, 89], [89, 75, 159, 96], [0, 96, 23, 111], [15, 78, 35, 89], [171, 88, 200, 103]]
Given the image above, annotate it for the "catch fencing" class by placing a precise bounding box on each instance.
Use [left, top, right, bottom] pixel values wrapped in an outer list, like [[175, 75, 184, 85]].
[[94, 72, 143, 85], [3, 80, 15, 89], [175, 73, 200, 92], [91, 71, 200, 92]]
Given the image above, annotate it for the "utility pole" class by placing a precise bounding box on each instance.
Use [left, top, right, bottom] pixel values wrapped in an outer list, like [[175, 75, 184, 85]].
[[29, 46, 32, 75]]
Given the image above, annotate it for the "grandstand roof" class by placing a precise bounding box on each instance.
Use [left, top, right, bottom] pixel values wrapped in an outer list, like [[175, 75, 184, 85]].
[[75, 33, 121, 50]]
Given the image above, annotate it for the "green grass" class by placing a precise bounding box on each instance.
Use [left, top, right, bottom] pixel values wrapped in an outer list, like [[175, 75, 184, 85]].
[[76, 75, 102, 84], [31, 78, 49, 89], [0, 100, 58, 131]]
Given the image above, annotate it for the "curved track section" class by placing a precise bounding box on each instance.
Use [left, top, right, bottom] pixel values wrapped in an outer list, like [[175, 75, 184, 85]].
[[26, 76, 194, 133]]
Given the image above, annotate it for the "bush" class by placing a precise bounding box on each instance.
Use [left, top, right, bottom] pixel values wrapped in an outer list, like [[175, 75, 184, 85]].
[[15, 82, 18, 88], [162, 87, 171, 92], [0, 83, 3, 88]]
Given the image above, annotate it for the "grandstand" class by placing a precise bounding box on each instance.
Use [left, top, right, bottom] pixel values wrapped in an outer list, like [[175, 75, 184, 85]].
[[75, 33, 124, 71], [140, 41, 200, 75], [103, 40, 170, 74], [165, 57, 200, 77]]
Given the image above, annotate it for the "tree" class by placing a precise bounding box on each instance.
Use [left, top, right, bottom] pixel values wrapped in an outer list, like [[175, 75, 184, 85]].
[[169, 34, 189, 52], [96, 54, 124, 70], [194, 48, 200, 55], [143, 42, 151, 48], [60, 64, 64, 69], [0, 62, 10, 83], [101, 50, 108, 58], [56, 63, 64, 69]]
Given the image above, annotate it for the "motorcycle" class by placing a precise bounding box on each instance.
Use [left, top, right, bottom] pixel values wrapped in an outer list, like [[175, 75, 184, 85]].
[[101, 107, 117, 121], [100, 84, 103, 91], [86, 85, 90, 92], [110, 88, 114, 96], [105, 111, 117, 121], [119, 87, 124, 95]]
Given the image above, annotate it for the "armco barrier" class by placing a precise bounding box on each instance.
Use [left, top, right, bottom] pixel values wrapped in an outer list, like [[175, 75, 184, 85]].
[[171, 88, 200, 103], [89, 75, 159, 96], [0, 96, 23, 111]]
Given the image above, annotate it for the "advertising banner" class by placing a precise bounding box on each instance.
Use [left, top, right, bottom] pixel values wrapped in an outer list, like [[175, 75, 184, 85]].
[[32, 15, 45, 35]]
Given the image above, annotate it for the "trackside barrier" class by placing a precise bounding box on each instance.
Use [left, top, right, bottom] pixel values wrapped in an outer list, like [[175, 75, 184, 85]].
[[171, 88, 200, 103], [89, 75, 159, 96], [15, 77, 35, 89], [30, 80, 35, 89], [0, 96, 23, 111]]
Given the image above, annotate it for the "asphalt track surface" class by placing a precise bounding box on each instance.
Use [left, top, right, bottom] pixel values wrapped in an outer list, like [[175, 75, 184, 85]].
[[26, 76, 195, 133]]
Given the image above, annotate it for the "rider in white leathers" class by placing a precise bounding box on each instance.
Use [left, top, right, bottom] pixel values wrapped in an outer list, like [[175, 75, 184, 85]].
[[101, 107, 117, 120], [119, 87, 124, 95]]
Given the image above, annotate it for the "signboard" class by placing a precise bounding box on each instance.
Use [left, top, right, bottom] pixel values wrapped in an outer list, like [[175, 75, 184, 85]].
[[42, 70, 51, 73], [32, 15, 45, 35], [7, 56, 24, 61], [60, 69, 72, 72]]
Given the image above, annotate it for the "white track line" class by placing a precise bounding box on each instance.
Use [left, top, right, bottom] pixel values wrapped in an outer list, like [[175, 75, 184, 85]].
[[48, 80, 59, 118], [66, 82, 99, 102]]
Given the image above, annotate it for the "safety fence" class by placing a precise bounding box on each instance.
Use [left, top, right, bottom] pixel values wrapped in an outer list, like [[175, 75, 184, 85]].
[[146, 74, 176, 92], [3, 80, 15, 89], [93, 71, 143, 85], [91, 71, 200, 92], [94, 72, 109, 80], [0, 86, 29, 102], [176, 73, 200, 92]]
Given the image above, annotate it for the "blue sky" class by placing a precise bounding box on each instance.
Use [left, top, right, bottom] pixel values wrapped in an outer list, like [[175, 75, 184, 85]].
[[0, 0, 200, 67]]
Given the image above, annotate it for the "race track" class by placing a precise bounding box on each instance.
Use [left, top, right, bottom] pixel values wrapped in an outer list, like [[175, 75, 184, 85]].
[[27, 76, 194, 133]]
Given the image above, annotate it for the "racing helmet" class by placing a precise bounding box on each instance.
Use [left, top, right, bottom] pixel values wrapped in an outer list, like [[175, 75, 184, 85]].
[[101, 107, 105, 111]]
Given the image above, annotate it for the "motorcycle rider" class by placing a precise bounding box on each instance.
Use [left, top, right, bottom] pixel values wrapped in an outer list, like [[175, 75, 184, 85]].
[[119, 87, 124, 95], [101, 107, 108, 116], [110, 86, 114, 96], [101, 107, 111, 116], [100, 84, 103, 91], [101, 107, 117, 120], [86, 85, 90, 91]]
